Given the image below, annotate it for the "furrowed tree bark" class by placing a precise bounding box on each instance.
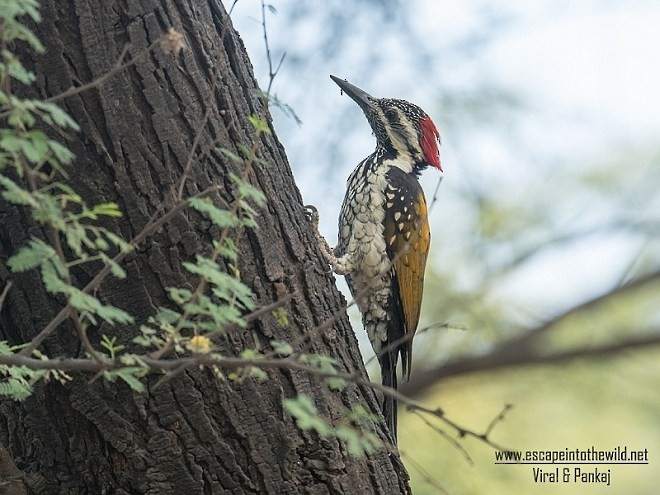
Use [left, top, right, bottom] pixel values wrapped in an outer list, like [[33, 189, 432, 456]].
[[0, 1, 411, 493]]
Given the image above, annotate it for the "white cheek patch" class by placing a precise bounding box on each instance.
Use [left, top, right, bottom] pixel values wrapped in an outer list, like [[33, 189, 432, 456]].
[[378, 106, 422, 163]]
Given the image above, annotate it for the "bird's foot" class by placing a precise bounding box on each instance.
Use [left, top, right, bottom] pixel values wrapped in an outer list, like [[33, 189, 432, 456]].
[[304, 204, 319, 226]]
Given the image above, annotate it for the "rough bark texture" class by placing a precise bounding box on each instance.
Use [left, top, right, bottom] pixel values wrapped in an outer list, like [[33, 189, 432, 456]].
[[0, 1, 411, 494]]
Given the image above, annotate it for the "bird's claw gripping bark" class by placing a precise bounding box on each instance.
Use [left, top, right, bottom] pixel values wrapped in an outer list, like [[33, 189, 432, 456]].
[[304, 204, 319, 225]]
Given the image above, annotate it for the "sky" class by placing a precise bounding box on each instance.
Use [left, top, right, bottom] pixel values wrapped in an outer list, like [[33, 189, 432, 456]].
[[230, 0, 660, 331]]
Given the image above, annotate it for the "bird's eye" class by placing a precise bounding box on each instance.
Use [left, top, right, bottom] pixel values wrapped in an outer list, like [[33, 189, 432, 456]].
[[385, 109, 398, 122]]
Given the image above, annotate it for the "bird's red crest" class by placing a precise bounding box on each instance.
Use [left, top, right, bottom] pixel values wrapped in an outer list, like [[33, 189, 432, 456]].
[[420, 116, 442, 171]]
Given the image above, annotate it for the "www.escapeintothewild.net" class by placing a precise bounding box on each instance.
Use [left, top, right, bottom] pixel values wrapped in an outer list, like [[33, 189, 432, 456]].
[[493, 446, 649, 486]]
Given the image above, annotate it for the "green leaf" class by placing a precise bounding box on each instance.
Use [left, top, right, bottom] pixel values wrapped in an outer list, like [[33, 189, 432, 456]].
[[100, 334, 125, 359], [134, 325, 165, 348], [40, 261, 133, 325], [99, 253, 127, 279], [213, 238, 238, 261], [167, 287, 193, 305], [248, 114, 272, 135], [0, 0, 41, 26], [270, 340, 293, 356], [0, 175, 38, 207], [104, 231, 132, 252], [40, 260, 69, 293], [89, 202, 123, 218], [6, 103, 36, 128], [46, 138, 74, 165], [5, 22, 44, 53], [218, 147, 244, 164], [0, 130, 25, 154], [284, 396, 381, 457], [202, 297, 245, 329], [210, 277, 255, 311], [68, 289, 134, 325], [7, 58, 35, 85], [283, 395, 332, 435], [254, 91, 302, 126], [34, 101, 80, 131], [94, 236, 109, 251], [151, 307, 182, 325], [335, 425, 380, 457], [240, 348, 260, 360], [248, 366, 268, 381], [236, 143, 253, 159], [188, 197, 239, 228], [272, 307, 289, 328], [230, 172, 266, 206], [325, 376, 346, 392], [103, 368, 145, 392], [4, 130, 49, 164], [183, 255, 255, 310], [300, 353, 345, 390], [0, 377, 33, 401], [7, 237, 55, 272], [344, 404, 378, 423], [64, 223, 86, 256]]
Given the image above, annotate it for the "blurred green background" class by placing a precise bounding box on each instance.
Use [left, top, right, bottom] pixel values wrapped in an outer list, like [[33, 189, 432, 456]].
[[232, 1, 660, 492]]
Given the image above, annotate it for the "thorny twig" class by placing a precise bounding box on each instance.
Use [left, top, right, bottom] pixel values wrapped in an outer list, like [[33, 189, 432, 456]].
[[0, 347, 511, 452]]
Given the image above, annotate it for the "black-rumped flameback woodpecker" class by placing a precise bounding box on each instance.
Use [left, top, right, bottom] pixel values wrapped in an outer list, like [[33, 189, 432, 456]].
[[307, 76, 442, 443]]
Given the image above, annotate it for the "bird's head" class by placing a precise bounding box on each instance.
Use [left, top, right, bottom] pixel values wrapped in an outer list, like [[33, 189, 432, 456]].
[[331, 75, 442, 172]]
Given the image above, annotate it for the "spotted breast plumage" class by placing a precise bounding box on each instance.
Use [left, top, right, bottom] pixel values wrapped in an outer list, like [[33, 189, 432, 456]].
[[307, 76, 441, 443]]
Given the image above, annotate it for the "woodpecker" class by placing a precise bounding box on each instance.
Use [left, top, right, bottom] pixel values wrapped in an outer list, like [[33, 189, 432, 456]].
[[307, 75, 441, 443]]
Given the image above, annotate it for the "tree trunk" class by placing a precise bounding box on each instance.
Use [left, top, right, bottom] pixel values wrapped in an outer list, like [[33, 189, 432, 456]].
[[0, 1, 410, 493]]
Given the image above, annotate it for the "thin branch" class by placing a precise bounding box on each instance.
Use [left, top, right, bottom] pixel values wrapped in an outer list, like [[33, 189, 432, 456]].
[[175, 92, 220, 200], [171, 11, 237, 202], [409, 410, 473, 465], [0, 344, 508, 454], [263, 297, 359, 361], [399, 449, 450, 495], [484, 403, 513, 439], [43, 42, 148, 104], [429, 175, 444, 213], [260, 0, 286, 94], [243, 292, 295, 325], [6, 328, 659, 454], [0, 347, 504, 451], [0, 281, 12, 311], [227, 0, 239, 16], [0, 39, 161, 120], [404, 402, 510, 453], [149, 293, 295, 361], [363, 320, 460, 369], [46, 226, 103, 362]]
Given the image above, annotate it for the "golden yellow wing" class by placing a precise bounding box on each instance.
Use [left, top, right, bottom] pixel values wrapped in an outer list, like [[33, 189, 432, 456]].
[[383, 168, 431, 379]]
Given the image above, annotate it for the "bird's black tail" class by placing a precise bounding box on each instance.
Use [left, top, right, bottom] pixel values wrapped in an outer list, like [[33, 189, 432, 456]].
[[381, 350, 398, 444]]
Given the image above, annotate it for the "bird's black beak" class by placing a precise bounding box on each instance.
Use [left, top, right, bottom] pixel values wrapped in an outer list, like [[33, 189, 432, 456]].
[[330, 75, 376, 114]]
